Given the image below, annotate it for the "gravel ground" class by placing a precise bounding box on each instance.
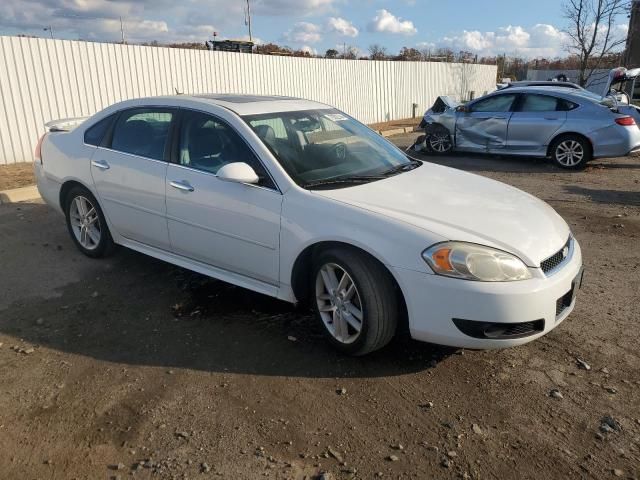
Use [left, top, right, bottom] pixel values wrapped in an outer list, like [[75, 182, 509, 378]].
[[0, 134, 638, 479]]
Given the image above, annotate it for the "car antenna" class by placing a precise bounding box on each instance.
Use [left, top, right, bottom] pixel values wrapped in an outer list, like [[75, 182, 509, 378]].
[[174, 87, 183, 95]]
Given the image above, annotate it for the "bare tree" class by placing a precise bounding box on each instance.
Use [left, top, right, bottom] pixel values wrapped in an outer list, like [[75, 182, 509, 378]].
[[563, 0, 629, 86], [368, 44, 388, 60]]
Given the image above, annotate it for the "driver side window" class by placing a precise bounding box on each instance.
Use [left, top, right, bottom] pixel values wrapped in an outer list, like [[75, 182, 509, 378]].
[[471, 94, 517, 113], [178, 110, 275, 189]]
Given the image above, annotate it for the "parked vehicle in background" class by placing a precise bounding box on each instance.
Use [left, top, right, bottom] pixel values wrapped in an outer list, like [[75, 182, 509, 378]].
[[35, 94, 583, 355], [415, 87, 640, 169]]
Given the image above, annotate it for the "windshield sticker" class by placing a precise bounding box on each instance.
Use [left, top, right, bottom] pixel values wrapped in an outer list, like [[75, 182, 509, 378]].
[[324, 113, 348, 122]]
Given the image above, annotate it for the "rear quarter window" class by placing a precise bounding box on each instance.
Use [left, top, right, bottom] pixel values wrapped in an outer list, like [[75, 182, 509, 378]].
[[557, 99, 579, 111], [84, 114, 116, 146]]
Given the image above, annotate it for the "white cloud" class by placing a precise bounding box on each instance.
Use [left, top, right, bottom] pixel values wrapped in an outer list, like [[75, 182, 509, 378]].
[[368, 9, 417, 35], [438, 24, 578, 58], [300, 45, 318, 55], [284, 21, 322, 44], [326, 17, 358, 37]]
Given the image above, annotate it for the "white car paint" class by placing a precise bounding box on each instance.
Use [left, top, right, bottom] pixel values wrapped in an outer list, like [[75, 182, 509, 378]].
[[35, 94, 582, 350]]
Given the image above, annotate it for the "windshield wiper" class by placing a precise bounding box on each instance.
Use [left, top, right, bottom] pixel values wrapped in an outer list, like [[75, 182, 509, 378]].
[[381, 159, 422, 177], [303, 175, 386, 189]]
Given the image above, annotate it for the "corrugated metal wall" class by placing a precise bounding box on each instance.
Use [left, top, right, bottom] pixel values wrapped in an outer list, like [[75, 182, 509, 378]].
[[0, 36, 497, 165]]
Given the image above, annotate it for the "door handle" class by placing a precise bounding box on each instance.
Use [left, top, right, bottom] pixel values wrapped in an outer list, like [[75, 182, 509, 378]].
[[170, 180, 194, 192], [91, 160, 110, 170], [544, 117, 559, 120]]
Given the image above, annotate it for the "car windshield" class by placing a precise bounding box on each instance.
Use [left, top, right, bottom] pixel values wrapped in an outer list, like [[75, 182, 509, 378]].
[[243, 109, 415, 188]]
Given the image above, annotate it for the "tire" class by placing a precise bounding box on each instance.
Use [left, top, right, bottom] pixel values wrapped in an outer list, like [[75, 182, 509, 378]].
[[426, 127, 453, 154], [550, 134, 591, 170], [312, 248, 399, 356], [64, 185, 115, 258]]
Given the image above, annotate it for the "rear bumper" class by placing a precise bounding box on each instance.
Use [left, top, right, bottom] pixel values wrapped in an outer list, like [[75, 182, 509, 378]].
[[34, 161, 63, 214], [392, 240, 583, 349], [591, 124, 640, 158]]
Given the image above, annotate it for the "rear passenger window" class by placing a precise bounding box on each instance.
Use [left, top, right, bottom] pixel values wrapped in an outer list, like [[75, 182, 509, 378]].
[[111, 109, 174, 161], [84, 114, 116, 146], [519, 94, 558, 112]]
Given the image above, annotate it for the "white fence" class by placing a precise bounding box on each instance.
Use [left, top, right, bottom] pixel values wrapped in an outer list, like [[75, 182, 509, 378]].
[[0, 35, 496, 165]]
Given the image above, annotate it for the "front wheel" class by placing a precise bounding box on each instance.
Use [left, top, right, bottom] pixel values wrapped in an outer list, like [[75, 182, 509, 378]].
[[312, 248, 398, 356], [426, 129, 453, 154], [64, 185, 115, 258], [550, 135, 591, 170]]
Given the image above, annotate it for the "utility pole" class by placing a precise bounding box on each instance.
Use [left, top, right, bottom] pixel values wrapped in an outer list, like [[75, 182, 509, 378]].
[[245, 0, 253, 43], [120, 16, 125, 44]]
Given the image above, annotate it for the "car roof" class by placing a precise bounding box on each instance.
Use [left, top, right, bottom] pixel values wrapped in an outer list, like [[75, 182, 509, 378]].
[[507, 81, 582, 89], [147, 93, 332, 116], [492, 86, 589, 96]]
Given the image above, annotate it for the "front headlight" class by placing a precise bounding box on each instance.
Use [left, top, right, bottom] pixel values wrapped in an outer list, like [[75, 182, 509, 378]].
[[422, 242, 531, 282]]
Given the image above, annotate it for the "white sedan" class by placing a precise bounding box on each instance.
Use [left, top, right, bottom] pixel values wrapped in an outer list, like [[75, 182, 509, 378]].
[[35, 94, 583, 355]]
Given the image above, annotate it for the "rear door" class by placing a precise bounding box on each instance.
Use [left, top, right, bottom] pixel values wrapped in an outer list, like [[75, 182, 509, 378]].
[[506, 93, 570, 155], [90, 107, 176, 250], [455, 93, 518, 152]]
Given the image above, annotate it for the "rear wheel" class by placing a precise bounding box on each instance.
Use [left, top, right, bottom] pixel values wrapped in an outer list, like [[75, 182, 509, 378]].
[[550, 135, 591, 170], [312, 248, 398, 356], [64, 185, 115, 258]]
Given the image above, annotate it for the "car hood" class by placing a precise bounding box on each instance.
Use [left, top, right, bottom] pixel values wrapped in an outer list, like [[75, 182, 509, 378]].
[[314, 163, 570, 266]]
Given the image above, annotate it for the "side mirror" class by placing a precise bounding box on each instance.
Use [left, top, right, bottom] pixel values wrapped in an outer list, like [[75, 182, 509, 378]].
[[217, 162, 259, 185], [456, 105, 470, 113]]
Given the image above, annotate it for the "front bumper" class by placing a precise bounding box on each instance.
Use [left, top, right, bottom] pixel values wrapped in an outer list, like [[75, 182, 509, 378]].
[[392, 240, 583, 349]]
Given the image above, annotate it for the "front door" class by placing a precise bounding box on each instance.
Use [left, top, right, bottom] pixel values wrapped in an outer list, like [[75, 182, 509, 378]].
[[455, 93, 518, 152], [90, 107, 175, 250], [165, 109, 282, 286]]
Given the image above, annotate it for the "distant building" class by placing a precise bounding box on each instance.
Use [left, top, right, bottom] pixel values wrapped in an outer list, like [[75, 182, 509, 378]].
[[626, 0, 640, 67], [207, 39, 254, 53]]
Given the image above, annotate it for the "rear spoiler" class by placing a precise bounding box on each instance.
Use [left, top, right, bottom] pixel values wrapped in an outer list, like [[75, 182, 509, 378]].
[[44, 116, 88, 132]]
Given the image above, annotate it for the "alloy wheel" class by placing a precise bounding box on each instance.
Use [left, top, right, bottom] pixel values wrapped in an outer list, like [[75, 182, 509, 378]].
[[69, 195, 101, 250], [555, 140, 584, 167], [315, 263, 364, 345], [429, 132, 452, 153]]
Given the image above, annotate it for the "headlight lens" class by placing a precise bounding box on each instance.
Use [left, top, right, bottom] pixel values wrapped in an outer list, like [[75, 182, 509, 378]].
[[422, 242, 531, 282]]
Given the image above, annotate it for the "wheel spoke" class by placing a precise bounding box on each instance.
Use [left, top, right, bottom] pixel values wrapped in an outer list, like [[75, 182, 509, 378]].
[[319, 303, 335, 313], [87, 226, 100, 244], [336, 271, 350, 294], [320, 266, 338, 293], [343, 312, 361, 332], [345, 302, 363, 321], [75, 197, 86, 216], [344, 283, 356, 301]]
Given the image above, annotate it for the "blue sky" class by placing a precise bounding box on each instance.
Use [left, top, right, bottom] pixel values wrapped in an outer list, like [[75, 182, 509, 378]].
[[0, 0, 630, 59]]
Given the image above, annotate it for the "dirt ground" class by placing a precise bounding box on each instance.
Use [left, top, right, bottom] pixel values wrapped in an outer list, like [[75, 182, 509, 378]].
[[0, 163, 36, 191], [0, 134, 639, 479]]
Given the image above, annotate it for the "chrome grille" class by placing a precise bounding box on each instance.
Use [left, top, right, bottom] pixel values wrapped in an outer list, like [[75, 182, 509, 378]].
[[541, 237, 571, 274]]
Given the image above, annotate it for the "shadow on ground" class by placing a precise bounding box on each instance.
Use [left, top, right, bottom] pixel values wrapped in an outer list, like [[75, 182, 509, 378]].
[[0, 247, 452, 379], [564, 185, 640, 207]]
